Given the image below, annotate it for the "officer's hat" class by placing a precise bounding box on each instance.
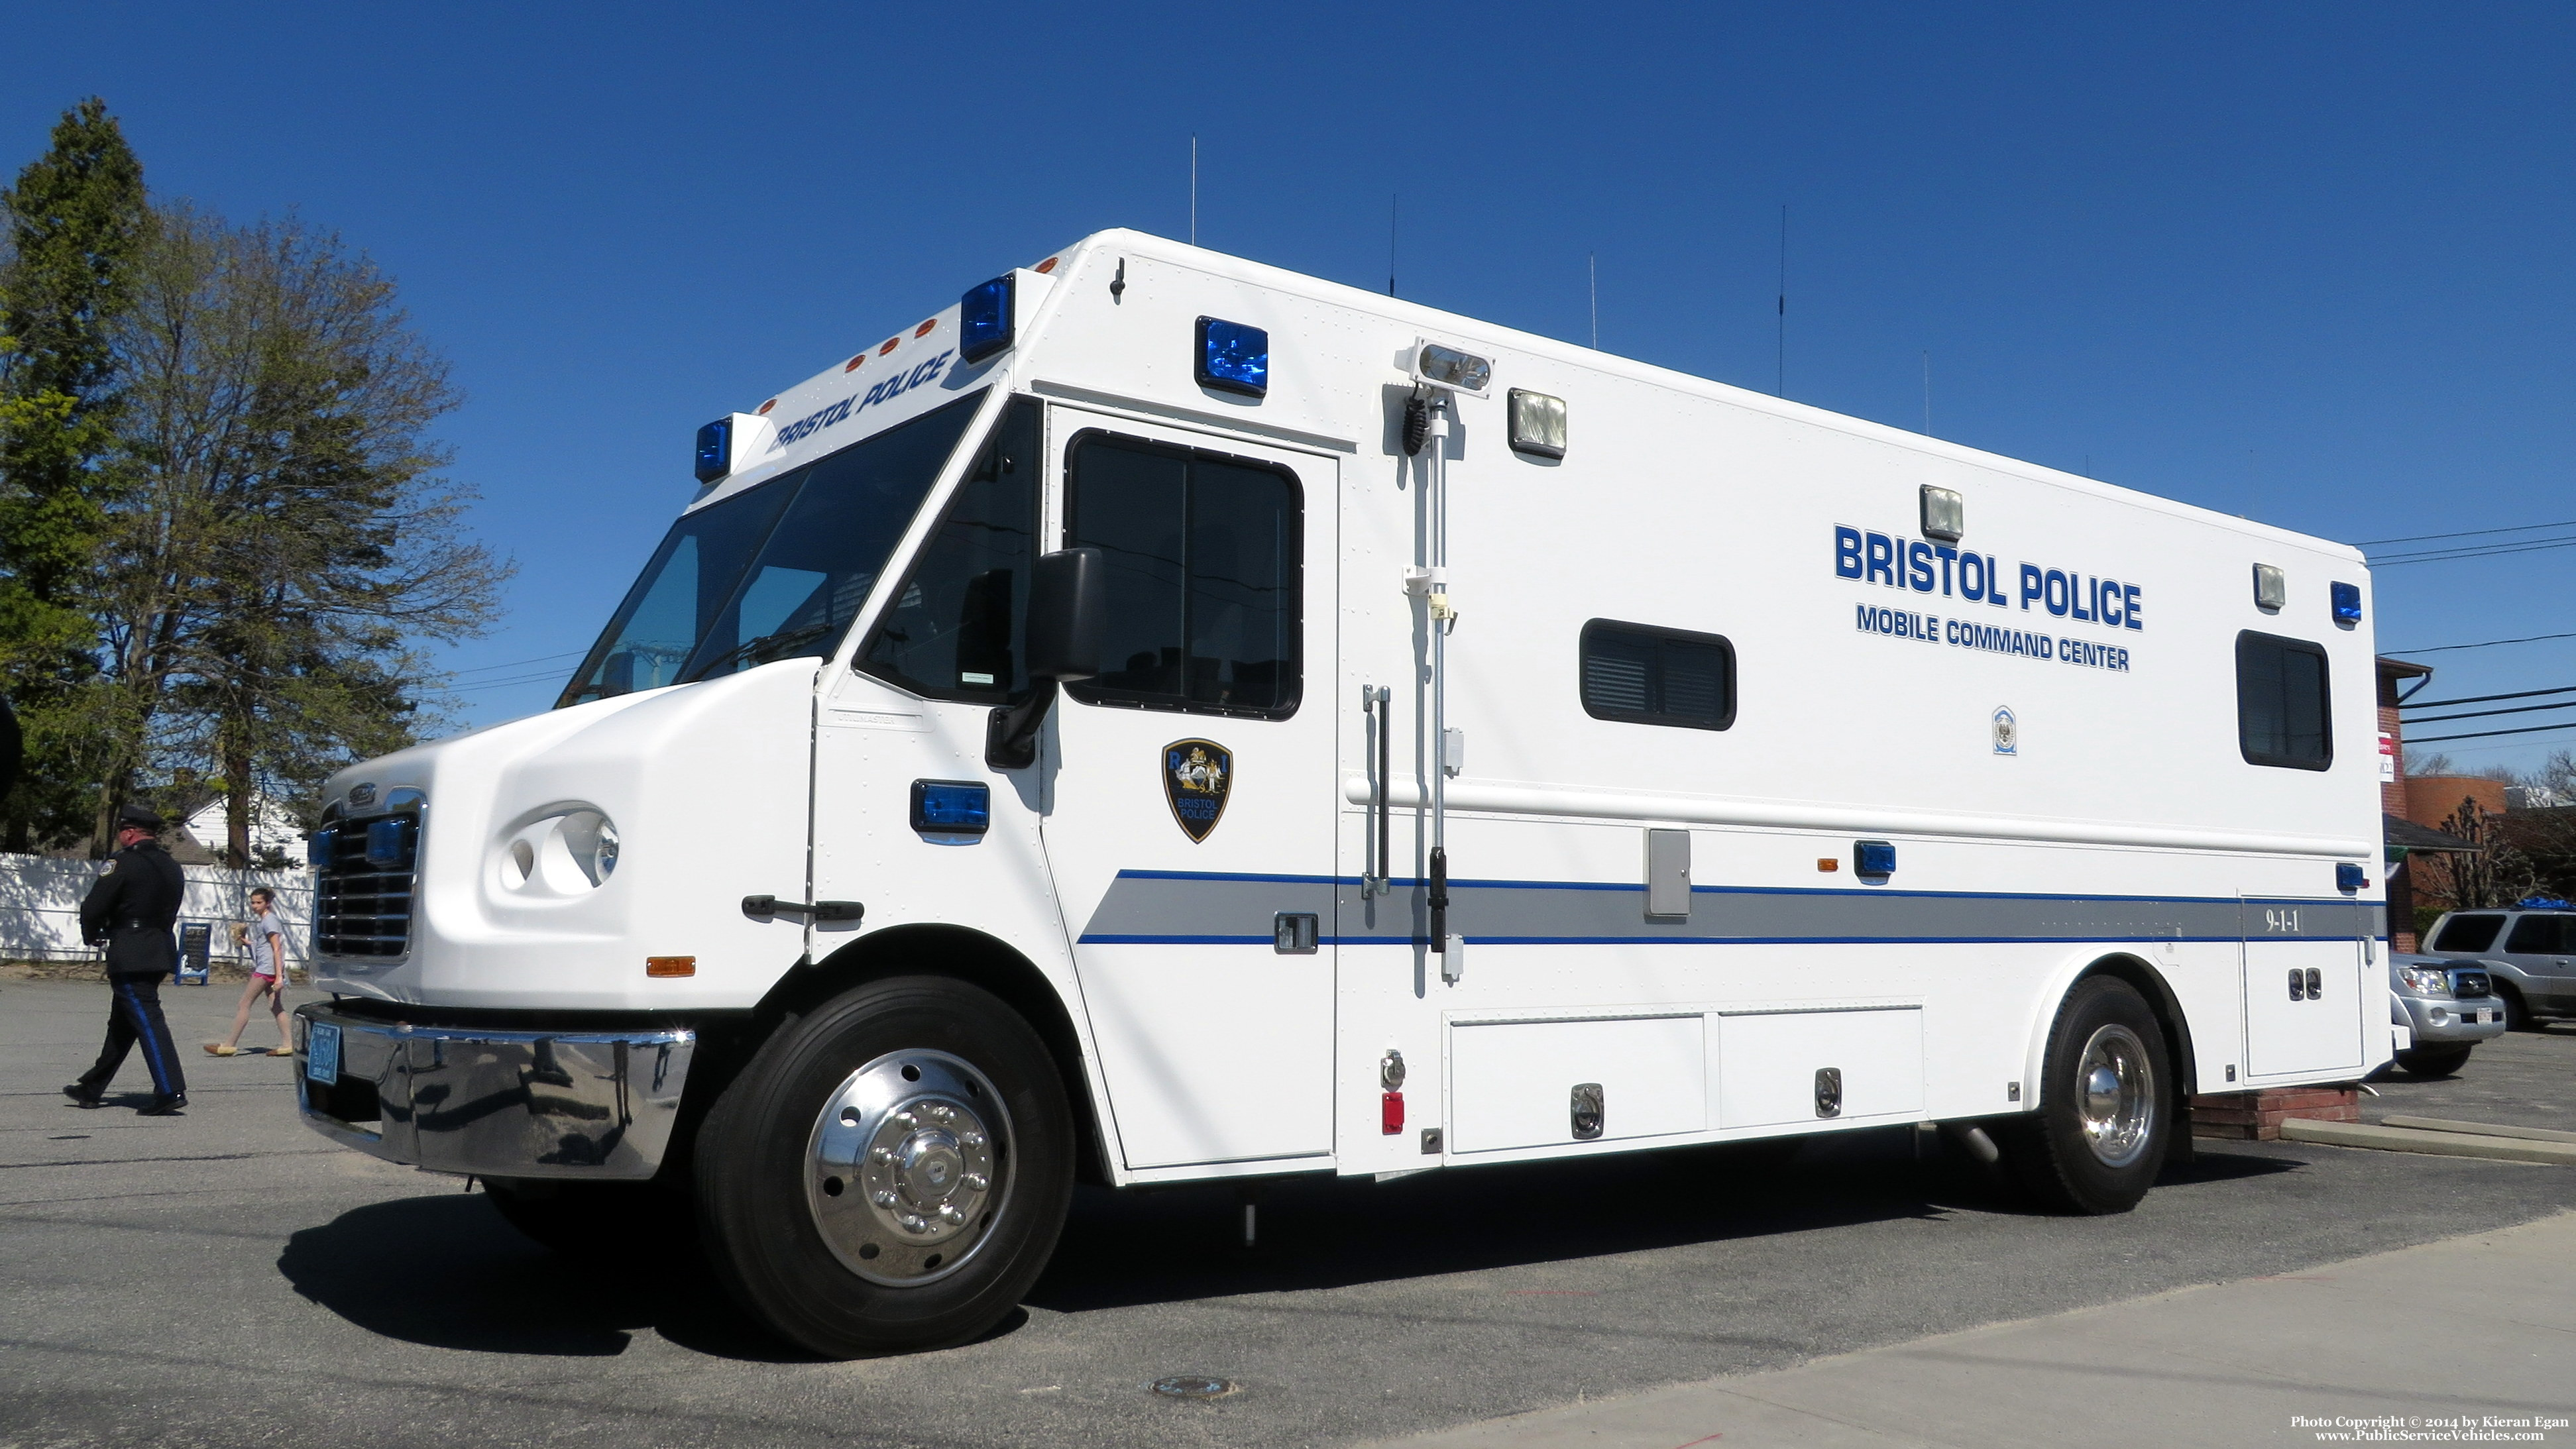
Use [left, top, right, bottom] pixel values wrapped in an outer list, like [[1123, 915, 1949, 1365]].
[[115, 802, 164, 833]]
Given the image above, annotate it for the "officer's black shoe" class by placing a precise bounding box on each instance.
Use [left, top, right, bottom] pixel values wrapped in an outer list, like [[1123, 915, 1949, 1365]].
[[62, 1083, 103, 1108], [137, 1095, 187, 1116]]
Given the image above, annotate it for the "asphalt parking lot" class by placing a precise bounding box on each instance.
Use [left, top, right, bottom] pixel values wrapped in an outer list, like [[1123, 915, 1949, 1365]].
[[5, 974, 2573, 1449]]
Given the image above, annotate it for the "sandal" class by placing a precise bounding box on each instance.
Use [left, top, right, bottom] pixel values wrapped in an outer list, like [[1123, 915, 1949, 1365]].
[[268, 1047, 294, 1057], [203, 1044, 237, 1057]]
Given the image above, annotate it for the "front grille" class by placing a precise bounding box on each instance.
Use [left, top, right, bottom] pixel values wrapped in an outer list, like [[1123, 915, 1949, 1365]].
[[2451, 970, 2492, 999], [315, 812, 418, 957]]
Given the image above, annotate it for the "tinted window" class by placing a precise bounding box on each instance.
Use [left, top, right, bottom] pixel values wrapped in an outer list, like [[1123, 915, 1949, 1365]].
[[560, 391, 985, 706], [1581, 620, 1736, 731], [2237, 631, 2331, 769], [1064, 433, 1300, 718], [2432, 914, 2505, 953], [2504, 915, 2571, 954], [859, 399, 1041, 702]]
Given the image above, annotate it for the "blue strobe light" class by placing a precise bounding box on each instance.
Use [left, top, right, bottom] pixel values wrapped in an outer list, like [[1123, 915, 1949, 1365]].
[[364, 816, 417, 869], [911, 779, 991, 839], [2329, 581, 2363, 626], [1854, 840, 1897, 883], [306, 827, 337, 869], [1195, 317, 1268, 397], [960, 275, 1015, 364], [2336, 862, 2367, 893], [695, 417, 732, 484]]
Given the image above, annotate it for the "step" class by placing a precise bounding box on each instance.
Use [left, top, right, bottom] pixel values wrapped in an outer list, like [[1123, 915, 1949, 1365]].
[[2379, 1114, 2576, 1146], [2279, 1117, 2576, 1165]]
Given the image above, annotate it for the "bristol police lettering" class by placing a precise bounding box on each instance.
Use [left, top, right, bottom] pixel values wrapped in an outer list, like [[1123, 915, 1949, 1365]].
[[767, 349, 958, 453], [1835, 524, 2141, 631]]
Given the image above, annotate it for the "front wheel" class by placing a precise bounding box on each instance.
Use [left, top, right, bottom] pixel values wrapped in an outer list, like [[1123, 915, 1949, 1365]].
[[2394, 1044, 2474, 1077], [2004, 976, 2172, 1215], [695, 975, 1074, 1358]]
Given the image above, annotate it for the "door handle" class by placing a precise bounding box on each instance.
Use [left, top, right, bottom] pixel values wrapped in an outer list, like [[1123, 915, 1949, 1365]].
[[742, 895, 865, 924]]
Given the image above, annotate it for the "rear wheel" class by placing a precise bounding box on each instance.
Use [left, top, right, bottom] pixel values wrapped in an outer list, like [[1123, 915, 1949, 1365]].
[[2394, 1044, 2474, 1077], [2498, 985, 2534, 1032], [695, 975, 1074, 1357], [2005, 976, 2172, 1215]]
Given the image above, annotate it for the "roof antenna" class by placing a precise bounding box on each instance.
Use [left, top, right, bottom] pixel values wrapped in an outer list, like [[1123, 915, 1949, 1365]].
[[1776, 205, 1788, 397], [1388, 193, 1398, 297], [1190, 134, 1198, 246], [1922, 350, 1932, 435]]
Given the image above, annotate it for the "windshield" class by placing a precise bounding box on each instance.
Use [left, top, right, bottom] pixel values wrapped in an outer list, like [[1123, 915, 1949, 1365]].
[[558, 390, 987, 708]]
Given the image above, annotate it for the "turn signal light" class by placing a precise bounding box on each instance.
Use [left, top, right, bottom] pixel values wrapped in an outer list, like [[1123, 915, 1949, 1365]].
[[1381, 1091, 1404, 1135], [645, 956, 697, 978]]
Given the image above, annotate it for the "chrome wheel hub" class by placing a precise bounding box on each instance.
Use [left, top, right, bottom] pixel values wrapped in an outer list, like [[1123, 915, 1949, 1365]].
[[2075, 1023, 2156, 1169], [806, 1049, 1009, 1285]]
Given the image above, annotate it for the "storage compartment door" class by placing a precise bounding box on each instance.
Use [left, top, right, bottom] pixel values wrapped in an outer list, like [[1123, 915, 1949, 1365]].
[[1449, 1016, 1707, 1153], [2243, 941, 2364, 1078], [1717, 1008, 1925, 1129]]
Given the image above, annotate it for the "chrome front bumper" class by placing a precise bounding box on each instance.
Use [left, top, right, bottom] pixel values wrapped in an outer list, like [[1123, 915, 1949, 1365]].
[[294, 1002, 695, 1181], [2396, 994, 2509, 1045]]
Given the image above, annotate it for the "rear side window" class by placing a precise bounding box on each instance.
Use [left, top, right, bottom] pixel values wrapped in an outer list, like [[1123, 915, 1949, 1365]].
[[2432, 914, 2505, 953], [2504, 915, 2572, 953], [1063, 431, 1302, 718], [2237, 631, 2331, 769], [1581, 620, 1736, 731]]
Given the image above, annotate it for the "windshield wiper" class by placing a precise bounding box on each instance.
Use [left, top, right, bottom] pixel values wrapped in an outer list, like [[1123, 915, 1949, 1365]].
[[681, 623, 832, 683]]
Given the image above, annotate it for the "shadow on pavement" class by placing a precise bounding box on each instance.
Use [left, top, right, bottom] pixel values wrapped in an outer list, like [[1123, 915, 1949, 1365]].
[[1027, 1126, 2194, 1314], [278, 1194, 811, 1362]]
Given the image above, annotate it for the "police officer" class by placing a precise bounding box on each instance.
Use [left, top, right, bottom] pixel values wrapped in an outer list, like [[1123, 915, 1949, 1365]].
[[64, 802, 190, 1114]]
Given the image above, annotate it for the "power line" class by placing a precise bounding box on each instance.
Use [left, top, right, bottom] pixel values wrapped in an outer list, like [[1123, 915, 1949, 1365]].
[[2386, 630, 2576, 655], [2404, 698, 2576, 726], [2370, 535, 2576, 568], [445, 647, 588, 678], [2406, 719, 2576, 745], [2360, 517, 2576, 547], [2402, 682, 2576, 710]]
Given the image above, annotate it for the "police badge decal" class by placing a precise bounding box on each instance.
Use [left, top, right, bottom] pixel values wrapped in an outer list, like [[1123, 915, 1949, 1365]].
[[1162, 739, 1232, 842]]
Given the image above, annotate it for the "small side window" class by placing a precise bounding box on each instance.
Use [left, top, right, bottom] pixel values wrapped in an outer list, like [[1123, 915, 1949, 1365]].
[[857, 398, 1042, 703], [2236, 630, 2331, 770], [1580, 620, 1736, 731], [2431, 913, 2504, 953], [2504, 914, 2569, 954]]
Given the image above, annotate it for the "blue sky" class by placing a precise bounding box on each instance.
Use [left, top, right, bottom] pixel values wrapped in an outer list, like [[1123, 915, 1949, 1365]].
[[10, 3, 2575, 769]]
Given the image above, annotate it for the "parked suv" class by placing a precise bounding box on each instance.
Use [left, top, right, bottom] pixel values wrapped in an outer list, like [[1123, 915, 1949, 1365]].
[[2420, 905, 2576, 1028], [2384, 953, 2508, 1076]]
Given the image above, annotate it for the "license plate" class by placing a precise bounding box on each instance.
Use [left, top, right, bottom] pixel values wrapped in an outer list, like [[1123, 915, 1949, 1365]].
[[306, 1021, 341, 1085]]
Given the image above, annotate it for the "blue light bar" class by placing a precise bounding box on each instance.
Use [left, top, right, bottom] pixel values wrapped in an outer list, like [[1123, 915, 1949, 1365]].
[[695, 418, 732, 484], [1854, 840, 1896, 882], [2329, 581, 2362, 625], [306, 828, 337, 869], [1195, 317, 1268, 398], [960, 275, 1014, 364], [910, 779, 991, 837], [364, 816, 416, 868], [2336, 862, 2367, 893]]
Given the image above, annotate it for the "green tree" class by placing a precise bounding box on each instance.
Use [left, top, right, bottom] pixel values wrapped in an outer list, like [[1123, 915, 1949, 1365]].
[[0, 97, 144, 851], [98, 207, 505, 861]]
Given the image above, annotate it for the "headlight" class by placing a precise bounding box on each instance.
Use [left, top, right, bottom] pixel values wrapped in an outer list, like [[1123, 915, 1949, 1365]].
[[498, 808, 620, 894], [2398, 966, 2450, 996]]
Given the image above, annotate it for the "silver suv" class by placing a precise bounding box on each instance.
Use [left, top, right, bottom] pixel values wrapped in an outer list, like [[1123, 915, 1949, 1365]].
[[2419, 906, 2576, 1028]]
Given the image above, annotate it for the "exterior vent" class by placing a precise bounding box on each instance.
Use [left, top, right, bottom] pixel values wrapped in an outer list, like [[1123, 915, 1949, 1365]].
[[314, 811, 418, 957]]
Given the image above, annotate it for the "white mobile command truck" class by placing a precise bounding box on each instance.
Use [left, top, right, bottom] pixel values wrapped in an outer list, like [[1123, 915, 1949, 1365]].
[[295, 229, 2385, 1356]]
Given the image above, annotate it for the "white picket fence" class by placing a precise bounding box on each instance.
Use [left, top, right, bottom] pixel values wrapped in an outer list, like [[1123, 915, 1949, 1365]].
[[0, 852, 314, 969]]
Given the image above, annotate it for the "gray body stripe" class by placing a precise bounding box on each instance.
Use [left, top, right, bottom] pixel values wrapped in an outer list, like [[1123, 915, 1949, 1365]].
[[1076, 874, 2386, 945]]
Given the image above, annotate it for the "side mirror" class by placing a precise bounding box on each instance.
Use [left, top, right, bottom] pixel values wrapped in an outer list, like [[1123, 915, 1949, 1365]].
[[987, 548, 1104, 771], [1024, 547, 1103, 680]]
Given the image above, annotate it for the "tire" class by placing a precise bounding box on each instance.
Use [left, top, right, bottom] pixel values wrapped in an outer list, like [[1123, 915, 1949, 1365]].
[[695, 975, 1074, 1358], [2498, 985, 2534, 1032], [2394, 1044, 2473, 1077], [2003, 976, 2172, 1215], [484, 1177, 687, 1258]]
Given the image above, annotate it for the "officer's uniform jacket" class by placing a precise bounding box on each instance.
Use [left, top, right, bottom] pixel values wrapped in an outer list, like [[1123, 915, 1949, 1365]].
[[79, 841, 186, 977]]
